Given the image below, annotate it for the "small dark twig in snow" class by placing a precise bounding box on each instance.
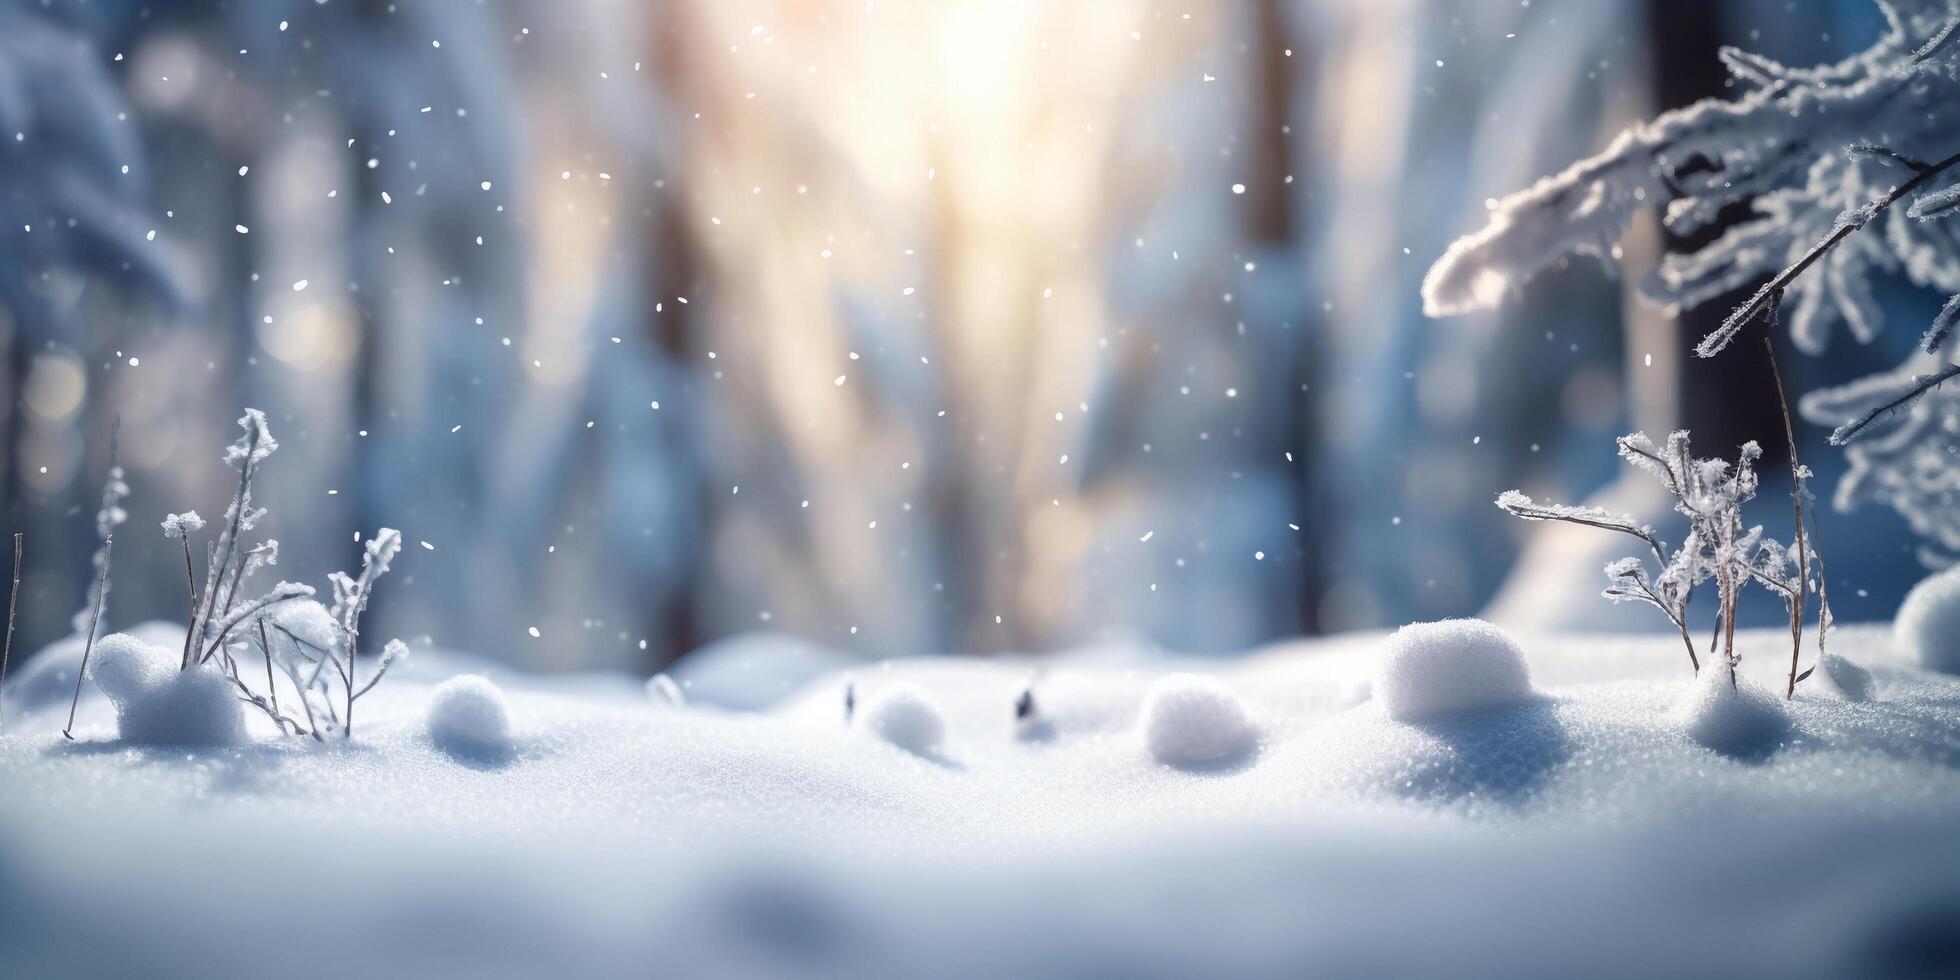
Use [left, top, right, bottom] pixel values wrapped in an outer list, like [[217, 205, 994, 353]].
[[0, 533, 18, 731], [63, 536, 113, 740]]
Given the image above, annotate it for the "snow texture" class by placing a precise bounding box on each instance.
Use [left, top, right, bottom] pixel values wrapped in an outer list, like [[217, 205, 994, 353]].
[[1668, 666, 1791, 758], [1137, 672, 1260, 767], [1895, 564, 1960, 674], [426, 674, 512, 759], [87, 633, 244, 745], [6, 623, 1960, 978], [856, 682, 947, 758], [1376, 619, 1534, 723]]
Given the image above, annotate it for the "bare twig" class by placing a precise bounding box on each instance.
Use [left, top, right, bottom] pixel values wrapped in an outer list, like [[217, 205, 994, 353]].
[[63, 536, 113, 740], [1, 533, 19, 731], [178, 534, 199, 670], [1765, 333, 1809, 699], [256, 618, 281, 718]]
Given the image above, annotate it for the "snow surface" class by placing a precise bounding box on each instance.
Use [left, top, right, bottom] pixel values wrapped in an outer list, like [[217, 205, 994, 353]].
[[1375, 618, 1534, 722], [3, 623, 1959, 979], [1895, 566, 1960, 674], [1137, 672, 1260, 767]]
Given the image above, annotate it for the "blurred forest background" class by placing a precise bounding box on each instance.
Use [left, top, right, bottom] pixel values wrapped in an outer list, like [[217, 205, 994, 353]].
[[0, 0, 1935, 673]]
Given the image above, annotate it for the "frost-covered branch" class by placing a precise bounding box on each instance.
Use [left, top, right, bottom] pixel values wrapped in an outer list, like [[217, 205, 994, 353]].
[[1699, 147, 1960, 358], [1827, 362, 1960, 444], [1430, 2, 1960, 565]]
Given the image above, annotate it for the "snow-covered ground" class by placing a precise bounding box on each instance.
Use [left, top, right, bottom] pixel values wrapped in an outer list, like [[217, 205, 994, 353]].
[[3, 622, 1959, 979]]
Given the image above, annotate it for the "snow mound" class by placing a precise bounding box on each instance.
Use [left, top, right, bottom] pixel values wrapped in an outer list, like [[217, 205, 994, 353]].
[[268, 599, 341, 655], [646, 673, 687, 710], [857, 682, 946, 757], [1894, 566, 1960, 674], [1376, 619, 1533, 723], [667, 631, 857, 711], [87, 633, 245, 745], [1138, 673, 1259, 767], [1815, 653, 1875, 702], [1670, 667, 1789, 757], [427, 675, 513, 758]]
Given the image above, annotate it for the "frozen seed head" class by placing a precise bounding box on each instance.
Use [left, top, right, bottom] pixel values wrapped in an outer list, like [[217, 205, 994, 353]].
[[161, 511, 205, 539]]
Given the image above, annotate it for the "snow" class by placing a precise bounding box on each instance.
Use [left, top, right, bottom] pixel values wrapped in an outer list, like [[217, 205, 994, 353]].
[[267, 598, 342, 655], [1894, 566, 1960, 674], [1137, 672, 1259, 767], [647, 672, 687, 709], [87, 632, 245, 745], [1667, 666, 1791, 757], [856, 682, 946, 758], [426, 674, 513, 758], [3, 623, 1960, 978], [1375, 618, 1534, 722]]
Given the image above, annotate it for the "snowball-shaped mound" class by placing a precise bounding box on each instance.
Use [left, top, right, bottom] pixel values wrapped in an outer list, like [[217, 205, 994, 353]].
[[88, 633, 245, 745], [1815, 652, 1875, 703], [1376, 619, 1533, 723], [856, 683, 946, 757], [1895, 566, 1960, 674], [1138, 673, 1259, 767], [1669, 667, 1789, 757], [266, 599, 342, 662], [426, 675, 512, 757]]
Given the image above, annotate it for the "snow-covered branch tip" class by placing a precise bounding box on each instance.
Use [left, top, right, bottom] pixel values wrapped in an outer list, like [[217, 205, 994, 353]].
[[1430, 1, 1960, 567]]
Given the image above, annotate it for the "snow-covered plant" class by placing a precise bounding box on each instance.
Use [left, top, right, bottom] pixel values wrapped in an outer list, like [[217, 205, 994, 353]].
[[1499, 429, 1831, 694], [97, 408, 415, 742], [321, 528, 406, 739], [1428, 1, 1960, 563]]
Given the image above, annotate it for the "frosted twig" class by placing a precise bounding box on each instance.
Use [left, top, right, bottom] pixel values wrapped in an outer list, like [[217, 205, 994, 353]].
[[199, 585, 312, 665], [1829, 362, 1960, 444], [1699, 147, 1960, 358]]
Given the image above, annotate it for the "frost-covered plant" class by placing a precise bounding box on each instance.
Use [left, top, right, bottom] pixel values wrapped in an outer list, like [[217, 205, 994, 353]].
[[322, 529, 406, 739], [1499, 429, 1831, 694], [1428, 1, 1960, 563], [72, 418, 127, 643], [126, 409, 410, 741]]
